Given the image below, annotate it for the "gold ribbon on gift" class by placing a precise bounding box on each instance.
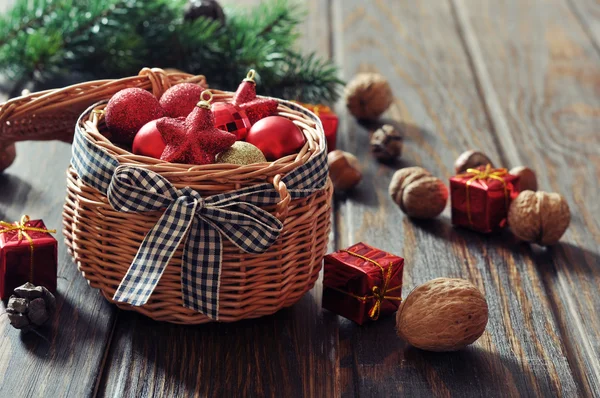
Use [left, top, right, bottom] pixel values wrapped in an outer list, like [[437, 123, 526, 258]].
[[329, 250, 402, 321], [456, 164, 510, 226], [0, 215, 56, 281], [293, 101, 333, 117]]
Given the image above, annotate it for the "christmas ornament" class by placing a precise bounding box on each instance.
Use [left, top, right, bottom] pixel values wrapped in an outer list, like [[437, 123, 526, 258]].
[[450, 165, 519, 233], [7, 282, 56, 331], [105, 88, 165, 144], [297, 103, 338, 152], [508, 191, 570, 245], [509, 166, 538, 192], [327, 150, 362, 191], [132, 119, 168, 159], [158, 91, 236, 165], [396, 278, 488, 352], [212, 102, 252, 140], [232, 69, 257, 105], [345, 73, 393, 120], [216, 141, 267, 165], [1, 216, 57, 300], [370, 124, 403, 162], [454, 150, 494, 174], [246, 116, 306, 161], [159, 83, 205, 118], [184, 0, 225, 25], [322, 242, 404, 325], [239, 98, 278, 125], [389, 167, 448, 219]]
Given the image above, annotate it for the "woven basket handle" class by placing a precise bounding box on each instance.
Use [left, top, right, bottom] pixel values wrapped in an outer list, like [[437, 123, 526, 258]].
[[0, 68, 205, 172], [271, 174, 291, 222]]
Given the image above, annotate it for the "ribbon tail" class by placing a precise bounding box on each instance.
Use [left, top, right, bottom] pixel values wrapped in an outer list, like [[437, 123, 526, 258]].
[[181, 217, 222, 320], [113, 197, 198, 306]]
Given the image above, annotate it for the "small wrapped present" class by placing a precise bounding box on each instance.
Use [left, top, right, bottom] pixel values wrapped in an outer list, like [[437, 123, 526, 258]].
[[297, 103, 338, 152], [0, 215, 57, 299], [450, 165, 519, 233], [322, 242, 404, 325]]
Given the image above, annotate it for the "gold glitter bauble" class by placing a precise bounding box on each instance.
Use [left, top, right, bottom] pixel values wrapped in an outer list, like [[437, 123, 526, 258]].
[[216, 141, 267, 165]]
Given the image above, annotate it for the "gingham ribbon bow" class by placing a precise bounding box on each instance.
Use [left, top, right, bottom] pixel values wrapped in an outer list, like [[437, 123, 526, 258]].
[[71, 99, 328, 320], [107, 165, 284, 318]]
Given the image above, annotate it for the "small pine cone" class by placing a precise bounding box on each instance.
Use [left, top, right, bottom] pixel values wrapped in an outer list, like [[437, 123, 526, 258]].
[[345, 73, 394, 120], [370, 124, 403, 162], [6, 282, 56, 331]]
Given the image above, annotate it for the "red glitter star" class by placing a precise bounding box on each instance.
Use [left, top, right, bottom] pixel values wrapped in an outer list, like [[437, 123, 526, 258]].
[[157, 104, 236, 165], [232, 70, 257, 106], [239, 98, 278, 124]]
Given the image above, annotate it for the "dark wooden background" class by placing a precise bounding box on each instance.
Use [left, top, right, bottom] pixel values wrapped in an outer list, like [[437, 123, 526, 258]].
[[1, 0, 599, 397]]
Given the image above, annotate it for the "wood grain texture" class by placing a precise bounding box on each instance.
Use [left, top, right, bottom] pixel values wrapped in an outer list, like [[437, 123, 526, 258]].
[[331, 0, 588, 396], [452, 0, 600, 395], [0, 141, 117, 398]]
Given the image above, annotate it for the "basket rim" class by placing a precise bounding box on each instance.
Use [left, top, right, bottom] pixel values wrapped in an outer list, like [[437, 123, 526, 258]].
[[75, 91, 327, 182]]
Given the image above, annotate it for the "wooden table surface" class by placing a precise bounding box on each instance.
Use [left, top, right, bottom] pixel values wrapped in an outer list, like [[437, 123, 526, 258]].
[[1, 0, 599, 397]]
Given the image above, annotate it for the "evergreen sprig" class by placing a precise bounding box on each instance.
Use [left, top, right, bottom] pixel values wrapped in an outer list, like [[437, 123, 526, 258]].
[[0, 0, 343, 104]]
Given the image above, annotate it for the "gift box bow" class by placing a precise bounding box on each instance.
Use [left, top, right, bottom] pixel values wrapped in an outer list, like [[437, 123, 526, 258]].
[[455, 164, 510, 225], [71, 100, 328, 320], [331, 250, 402, 321]]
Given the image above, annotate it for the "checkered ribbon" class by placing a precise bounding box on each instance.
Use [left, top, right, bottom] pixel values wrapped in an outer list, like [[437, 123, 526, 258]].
[[71, 100, 328, 319]]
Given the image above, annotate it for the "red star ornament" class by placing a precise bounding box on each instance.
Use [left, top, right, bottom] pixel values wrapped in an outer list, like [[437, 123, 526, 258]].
[[239, 98, 278, 125], [232, 69, 257, 106], [158, 93, 236, 165]]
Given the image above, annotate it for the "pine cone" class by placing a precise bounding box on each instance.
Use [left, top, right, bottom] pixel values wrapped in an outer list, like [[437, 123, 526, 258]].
[[6, 282, 56, 331]]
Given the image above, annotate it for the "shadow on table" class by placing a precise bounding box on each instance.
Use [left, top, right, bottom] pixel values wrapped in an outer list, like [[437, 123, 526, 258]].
[[0, 173, 32, 208], [16, 291, 111, 363]]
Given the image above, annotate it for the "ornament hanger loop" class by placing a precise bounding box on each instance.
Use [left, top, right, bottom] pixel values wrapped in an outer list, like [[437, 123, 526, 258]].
[[244, 69, 256, 83], [197, 90, 213, 109]]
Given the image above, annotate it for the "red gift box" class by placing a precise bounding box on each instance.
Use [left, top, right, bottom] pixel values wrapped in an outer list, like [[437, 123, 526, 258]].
[[0, 216, 57, 299], [450, 165, 519, 233], [322, 242, 404, 325], [296, 103, 338, 152]]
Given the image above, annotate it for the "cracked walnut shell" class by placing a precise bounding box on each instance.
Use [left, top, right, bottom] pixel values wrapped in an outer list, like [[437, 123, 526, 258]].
[[389, 167, 448, 218], [508, 190, 570, 245]]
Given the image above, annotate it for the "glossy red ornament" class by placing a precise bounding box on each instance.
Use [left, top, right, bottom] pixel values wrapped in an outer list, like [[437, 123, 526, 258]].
[[239, 98, 278, 125], [132, 119, 167, 159], [159, 83, 205, 118], [232, 69, 257, 105], [105, 88, 165, 144], [212, 102, 252, 140], [297, 103, 338, 152], [158, 93, 236, 165], [245, 116, 306, 161]]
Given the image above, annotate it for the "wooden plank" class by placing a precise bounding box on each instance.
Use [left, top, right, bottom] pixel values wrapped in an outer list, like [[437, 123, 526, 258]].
[[0, 141, 117, 398], [451, 0, 600, 395], [331, 0, 583, 396], [564, 0, 600, 53]]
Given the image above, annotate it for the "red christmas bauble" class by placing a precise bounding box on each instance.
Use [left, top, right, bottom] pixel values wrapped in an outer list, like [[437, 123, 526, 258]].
[[105, 88, 165, 144], [246, 116, 306, 161], [211, 102, 252, 140], [159, 83, 204, 118], [132, 119, 166, 159]]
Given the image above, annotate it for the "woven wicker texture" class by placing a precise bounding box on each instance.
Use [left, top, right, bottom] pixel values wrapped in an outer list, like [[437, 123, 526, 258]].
[[57, 68, 332, 324]]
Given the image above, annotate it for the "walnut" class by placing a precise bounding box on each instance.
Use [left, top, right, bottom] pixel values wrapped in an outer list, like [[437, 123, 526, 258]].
[[370, 124, 403, 161], [508, 191, 570, 245], [396, 278, 488, 352], [345, 73, 393, 120], [454, 150, 493, 174], [509, 166, 537, 191], [389, 167, 448, 218], [328, 150, 362, 191]]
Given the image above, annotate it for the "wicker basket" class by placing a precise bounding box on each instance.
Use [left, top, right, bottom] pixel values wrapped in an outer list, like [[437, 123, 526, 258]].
[[2, 68, 332, 324]]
